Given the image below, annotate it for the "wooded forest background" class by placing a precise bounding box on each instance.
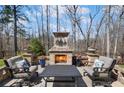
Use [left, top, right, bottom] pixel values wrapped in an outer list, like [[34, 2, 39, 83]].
[[0, 5, 124, 59]]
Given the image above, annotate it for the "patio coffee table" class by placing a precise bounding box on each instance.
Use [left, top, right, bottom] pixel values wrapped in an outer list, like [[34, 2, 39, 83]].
[[40, 65, 82, 87]]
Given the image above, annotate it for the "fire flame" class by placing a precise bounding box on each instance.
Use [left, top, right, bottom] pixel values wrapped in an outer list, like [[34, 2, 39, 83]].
[[55, 55, 67, 63]]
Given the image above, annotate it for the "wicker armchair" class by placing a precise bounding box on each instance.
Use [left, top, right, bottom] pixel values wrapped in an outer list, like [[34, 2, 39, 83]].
[[4, 56, 38, 86], [84, 56, 116, 87]]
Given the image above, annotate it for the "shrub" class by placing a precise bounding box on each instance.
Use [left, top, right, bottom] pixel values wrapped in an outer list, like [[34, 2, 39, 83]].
[[0, 59, 4, 67], [28, 38, 45, 56]]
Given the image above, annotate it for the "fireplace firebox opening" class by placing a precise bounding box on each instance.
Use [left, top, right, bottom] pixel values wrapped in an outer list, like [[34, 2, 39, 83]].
[[55, 55, 67, 63]]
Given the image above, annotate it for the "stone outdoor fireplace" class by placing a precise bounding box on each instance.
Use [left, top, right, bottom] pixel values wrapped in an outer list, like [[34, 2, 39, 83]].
[[49, 32, 73, 65]]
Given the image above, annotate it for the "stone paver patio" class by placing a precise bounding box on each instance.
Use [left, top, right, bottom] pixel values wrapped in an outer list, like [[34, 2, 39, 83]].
[[33, 65, 124, 87], [1, 65, 124, 87]]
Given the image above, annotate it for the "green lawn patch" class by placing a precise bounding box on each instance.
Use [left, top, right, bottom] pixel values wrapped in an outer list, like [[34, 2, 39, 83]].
[[119, 65, 124, 68], [0, 59, 5, 67]]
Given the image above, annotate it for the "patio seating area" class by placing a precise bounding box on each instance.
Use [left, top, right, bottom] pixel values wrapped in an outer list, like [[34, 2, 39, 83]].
[[1, 64, 124, 87], [0, 54, 124, 87], [0, 5, 124, 89]]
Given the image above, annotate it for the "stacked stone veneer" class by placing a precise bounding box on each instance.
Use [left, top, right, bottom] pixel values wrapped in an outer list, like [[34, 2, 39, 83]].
[[0, 66, 11, 84]]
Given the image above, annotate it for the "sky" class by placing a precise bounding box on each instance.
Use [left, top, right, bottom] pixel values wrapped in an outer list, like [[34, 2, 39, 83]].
[[21, 5, 104, 39], [0, 5, 104, 38]]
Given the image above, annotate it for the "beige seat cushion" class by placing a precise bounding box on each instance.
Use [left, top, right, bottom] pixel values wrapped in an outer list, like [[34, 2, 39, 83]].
[[14, 73, 29, 78], [7, 56, 24, 69], [84, 67, 94, 76], [99, 56, 114, 69], [29, 66, 38, 73], [13, 66, 38, 78]]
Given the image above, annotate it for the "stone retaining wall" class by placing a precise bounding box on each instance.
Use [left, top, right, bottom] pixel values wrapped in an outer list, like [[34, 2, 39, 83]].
[[114, 65, 124, 85], [0, 66, 11, 83]]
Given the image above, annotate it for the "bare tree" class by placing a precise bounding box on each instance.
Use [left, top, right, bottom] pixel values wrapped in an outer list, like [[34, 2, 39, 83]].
[[104, 5, 111, 57], [46, 5, 50, 55], [35, 7, 41, 41], [41, 6, 45, 46], [85, 7, 101, 51], [0, 23, 3, 53], [13, 5, 18, 56], [66, 5, 79, 52], [113, 6, 124, 58], [93, 14, 105, 48], [56, 5, 59, 32]]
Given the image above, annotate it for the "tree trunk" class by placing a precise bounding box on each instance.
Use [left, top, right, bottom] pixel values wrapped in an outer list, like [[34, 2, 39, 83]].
[[73, 5, 77, 52], [46, 5, 50, 55], [0, 24, 3, 52], [86, 33, 90, 51], [73, 21, 76, 52], [13, 5, 18, 56], [106, 23, 110, 57], [56, 5, 59, 32], [36, 10, 41, 41], [93, 15, 105, 48], [113, 20, 120, 58], [107, 6, 111, 57], [41, 6, 45, 46]]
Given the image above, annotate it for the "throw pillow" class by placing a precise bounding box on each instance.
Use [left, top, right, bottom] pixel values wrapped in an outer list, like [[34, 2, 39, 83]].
[[16, 60, 29, 72], [93, 59, 104, 71]]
